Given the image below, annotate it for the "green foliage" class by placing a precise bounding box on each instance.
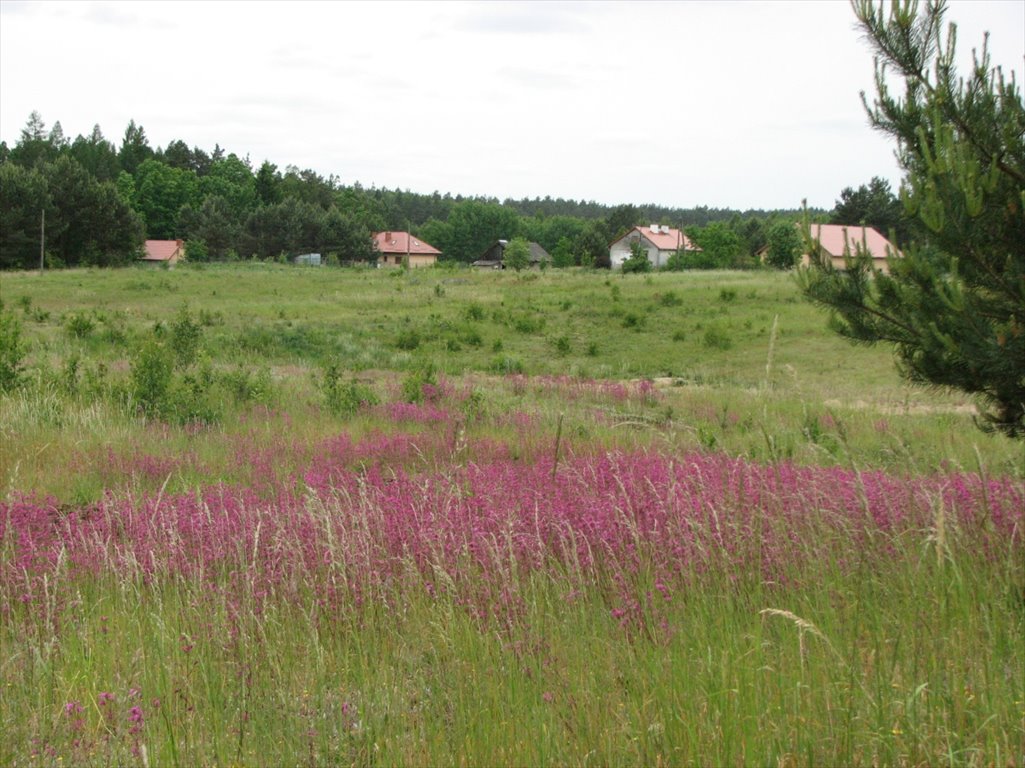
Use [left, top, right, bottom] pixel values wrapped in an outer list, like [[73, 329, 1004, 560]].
[[0, 155, 143, 269], [132, 158, 199, 239], [765, 221, 801, 269], [621, 241, 652, 273], [511, 313, 545, 334], [702, 324, 733, 350], [801, 0, 1025, 438], [831, 176, 910, 245], [605, 203, 641, 240], [622, 312, 644, 329], [575, 222, 611, 268], [551, 236, 576, 268], [64, 312, 95, 339], [489, 355, 525, 374], [503, 236, 531, 272], [170, 305, 203, 368], [663, 249, 688, 272], [688, 221, 747, 268], [222, 365, 272, 405], [419, 200, 521, 263], [401, 360, 438, 403], [185, 238, 210, 263], [118, 119, 153, 175], [322, 363, 378, 416], [395, 329, 421, 351], [0, 306, 27, 392], [130, 339, 173, 417]]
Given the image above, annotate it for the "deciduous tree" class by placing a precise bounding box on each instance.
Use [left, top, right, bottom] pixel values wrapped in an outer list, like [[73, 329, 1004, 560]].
[[503, 237, 531, 272], [765, 221, 801, 269]]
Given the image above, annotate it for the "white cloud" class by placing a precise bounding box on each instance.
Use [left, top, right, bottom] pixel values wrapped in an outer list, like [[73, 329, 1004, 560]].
[[2, 0, 1021, 210]]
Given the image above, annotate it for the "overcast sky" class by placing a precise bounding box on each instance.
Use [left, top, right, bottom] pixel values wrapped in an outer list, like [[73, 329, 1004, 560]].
[[2, 0, 1022, 211]]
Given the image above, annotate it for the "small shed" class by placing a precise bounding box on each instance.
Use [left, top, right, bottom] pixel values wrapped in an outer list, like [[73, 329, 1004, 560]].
[[141, 239, 185, 266], [473, 240, 552, 269], [295, 253, 322, 266]]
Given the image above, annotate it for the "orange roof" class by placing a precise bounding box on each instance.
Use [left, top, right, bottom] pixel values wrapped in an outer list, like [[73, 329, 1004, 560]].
[[142, 239, 184, 261], [614, 225, 699, 251], [373, 231, 441, 256], [808, 224, 897, 260]]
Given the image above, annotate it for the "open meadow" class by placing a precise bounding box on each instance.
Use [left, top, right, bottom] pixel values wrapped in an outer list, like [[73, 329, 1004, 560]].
[[2, 264, 1023, 766]]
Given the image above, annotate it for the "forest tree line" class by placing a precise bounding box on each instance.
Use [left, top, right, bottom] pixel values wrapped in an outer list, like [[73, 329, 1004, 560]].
[[0, 112, 910, 270]]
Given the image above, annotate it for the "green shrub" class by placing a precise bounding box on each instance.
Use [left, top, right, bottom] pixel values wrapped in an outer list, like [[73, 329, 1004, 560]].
[[0, 308, 27, 393], [62, 354, 81, 395], [186, 239, 210, 262], [175, 359, 221, 425], [131, 340, 174, 417], [622, 312, 644, 329], [396, 329, 421, 351], [553, 335, 571, 355], [322, 363, 378, 415], [170, 305, 203, 369], [719, 288, 737, 303], [402, 360, 438, 403], [64, 312, 96, 339], [702, 325, 733, 350], [512, 314, 544, 334], [659, 291, 682, 307], [464, 303, 486, 322], [621, 242, 652, 273], [489, 356, 525, 375], [222, 365, 273, 405], [199, 308, 224, 326]]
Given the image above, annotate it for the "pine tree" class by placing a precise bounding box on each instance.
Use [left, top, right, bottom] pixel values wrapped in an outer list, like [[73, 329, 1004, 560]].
[[799, 0, 1025, 438]]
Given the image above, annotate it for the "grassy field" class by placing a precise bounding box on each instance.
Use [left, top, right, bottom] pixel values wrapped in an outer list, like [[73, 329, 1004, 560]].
[[2, 264, 1023, 766]]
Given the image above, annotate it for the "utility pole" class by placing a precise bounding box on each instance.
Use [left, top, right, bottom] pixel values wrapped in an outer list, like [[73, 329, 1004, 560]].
[[40, 208, 45, 273], [403, 219, 411, 270]]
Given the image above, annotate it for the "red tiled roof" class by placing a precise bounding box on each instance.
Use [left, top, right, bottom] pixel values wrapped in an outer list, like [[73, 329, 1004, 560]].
[[614, 226, 699, 251], [808, 224, 897, 261], [373, 231, 441, 256], [142, 239, 184, 261]]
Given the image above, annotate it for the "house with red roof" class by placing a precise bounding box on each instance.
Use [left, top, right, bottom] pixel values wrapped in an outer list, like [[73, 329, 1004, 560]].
[[141, 239, 185, 266], [609, 225, 700, 270], [803, 224, 899, 274], [373, 231, 441, 268]]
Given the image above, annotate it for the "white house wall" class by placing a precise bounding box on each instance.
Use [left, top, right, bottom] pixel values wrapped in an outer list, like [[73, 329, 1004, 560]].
[[610, 232, 668, 269]]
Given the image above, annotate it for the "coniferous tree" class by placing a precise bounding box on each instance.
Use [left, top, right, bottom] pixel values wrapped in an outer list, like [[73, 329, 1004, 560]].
[[119, 119, 153, 175], [70, 125, 121, 181], [800, 0, 1025, 438]]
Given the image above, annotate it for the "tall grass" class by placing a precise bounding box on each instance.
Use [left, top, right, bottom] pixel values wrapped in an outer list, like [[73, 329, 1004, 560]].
[[2, 266, 1023, 765], [2, 436, 1022, 765]]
